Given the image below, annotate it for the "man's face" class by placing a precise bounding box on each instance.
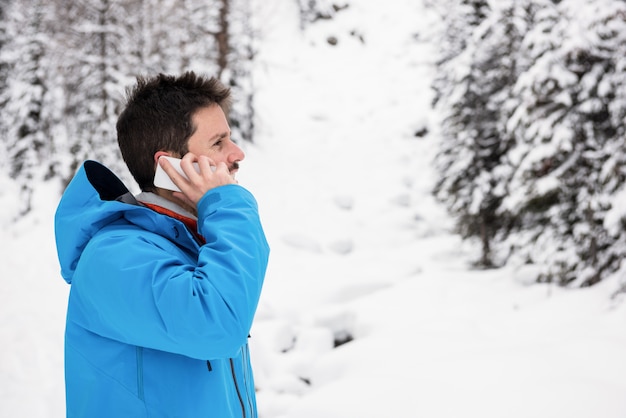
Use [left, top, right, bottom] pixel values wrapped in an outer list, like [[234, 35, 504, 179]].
[[186, 105, 245, 174]]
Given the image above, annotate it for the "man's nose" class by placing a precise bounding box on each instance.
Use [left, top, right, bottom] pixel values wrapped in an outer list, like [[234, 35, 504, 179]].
[[230, 143, 245, 162]]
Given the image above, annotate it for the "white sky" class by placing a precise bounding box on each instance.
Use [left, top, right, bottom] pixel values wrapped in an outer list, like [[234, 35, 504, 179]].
[[1, 0, 625, 417]]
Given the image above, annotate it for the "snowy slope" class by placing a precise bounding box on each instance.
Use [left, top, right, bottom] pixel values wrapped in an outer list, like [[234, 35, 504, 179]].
[[243, 1, 626, 417]]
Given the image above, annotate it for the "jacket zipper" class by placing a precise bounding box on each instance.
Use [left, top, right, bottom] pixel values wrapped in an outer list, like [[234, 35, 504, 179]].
[[242, 345, 255, 415], [230, 358, 246, 418]]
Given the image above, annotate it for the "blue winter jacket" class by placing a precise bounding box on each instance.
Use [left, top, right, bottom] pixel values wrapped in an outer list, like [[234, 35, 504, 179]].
[[55, 161, 270, 417]]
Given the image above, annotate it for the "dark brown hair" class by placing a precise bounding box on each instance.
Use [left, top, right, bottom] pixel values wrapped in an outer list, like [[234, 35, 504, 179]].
[[116, 71, 231, 191]]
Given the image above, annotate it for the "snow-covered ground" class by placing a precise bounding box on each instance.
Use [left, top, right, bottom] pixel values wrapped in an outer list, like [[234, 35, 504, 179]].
[[1, 0, 625, 417]]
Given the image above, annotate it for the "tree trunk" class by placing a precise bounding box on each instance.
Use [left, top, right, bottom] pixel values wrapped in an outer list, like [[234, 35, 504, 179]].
[[216, 0, 229, 79]]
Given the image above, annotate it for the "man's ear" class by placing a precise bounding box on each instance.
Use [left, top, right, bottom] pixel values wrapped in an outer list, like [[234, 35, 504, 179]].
[[154, 150, 174, 166]]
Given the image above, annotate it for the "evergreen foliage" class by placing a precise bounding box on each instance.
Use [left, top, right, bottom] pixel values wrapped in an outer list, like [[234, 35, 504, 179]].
[[221, 0, 256, 143], [0, 0, 59, 213], [433, 0, 532, 266], [432, 0, 626, 286], [0, 0, 256, 211], [3, 0, 626, 289]]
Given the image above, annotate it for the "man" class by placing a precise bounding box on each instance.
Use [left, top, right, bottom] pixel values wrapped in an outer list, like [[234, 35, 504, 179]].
[[54, 72, 270, 417]]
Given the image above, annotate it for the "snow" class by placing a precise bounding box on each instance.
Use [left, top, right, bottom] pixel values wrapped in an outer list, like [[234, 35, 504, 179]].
[[606, 187, 626, 236], [2, 0, 626, 417]]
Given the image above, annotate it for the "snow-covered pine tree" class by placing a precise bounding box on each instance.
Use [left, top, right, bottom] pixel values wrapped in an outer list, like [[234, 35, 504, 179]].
[[433, 0, 538, 267], [500, 0, 626, 286], [0, 0, 264, 213], [153, 0, 221, 75], [0, 0, 9, 101], [122, 0, 255, 146], [429, 0, 489, 107], [220, 0, 256, 143], [0, 0, 60, 213], [602, 5, 626, 286], [53, 0, 131, 182]]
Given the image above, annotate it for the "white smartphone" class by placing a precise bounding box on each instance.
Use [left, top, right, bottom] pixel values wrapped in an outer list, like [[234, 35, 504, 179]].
[[153, 156, 200, 192]]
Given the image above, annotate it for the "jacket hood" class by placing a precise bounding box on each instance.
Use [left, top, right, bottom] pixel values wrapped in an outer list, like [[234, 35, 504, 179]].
[[55, 161, 183, 284], [55, 161, 141, 284]]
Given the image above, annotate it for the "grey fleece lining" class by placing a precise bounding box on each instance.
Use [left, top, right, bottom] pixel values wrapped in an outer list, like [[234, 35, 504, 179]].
[[135, 192, 198, 220]]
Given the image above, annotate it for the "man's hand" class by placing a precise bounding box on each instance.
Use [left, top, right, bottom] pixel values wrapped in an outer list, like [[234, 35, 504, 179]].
[[158, 153, 237, 208]]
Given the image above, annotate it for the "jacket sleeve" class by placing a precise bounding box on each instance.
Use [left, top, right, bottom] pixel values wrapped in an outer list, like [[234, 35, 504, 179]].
[[67, 185, 270, 360]]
